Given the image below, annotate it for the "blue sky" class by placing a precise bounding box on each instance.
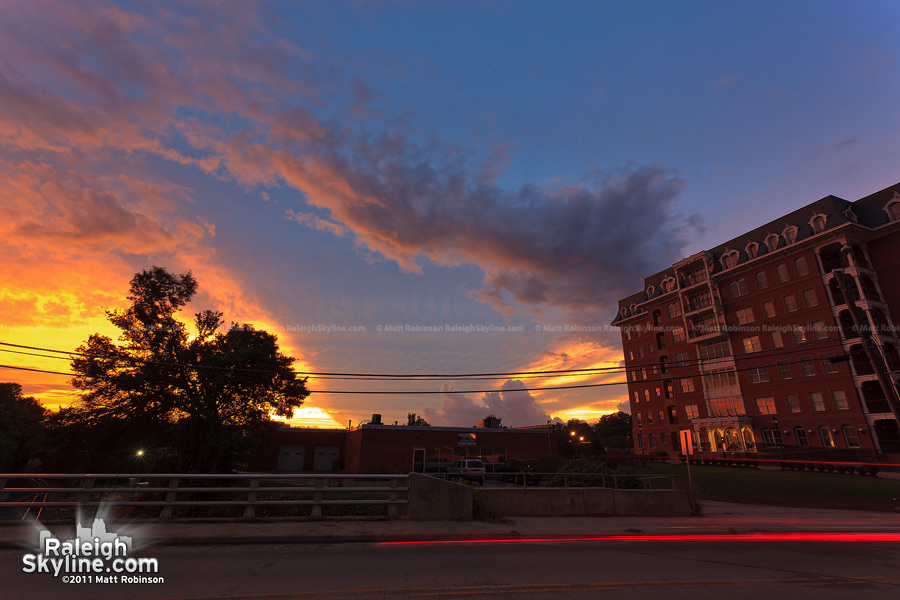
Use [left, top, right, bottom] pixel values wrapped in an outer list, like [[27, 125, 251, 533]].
[[1, 0, 899, 427]]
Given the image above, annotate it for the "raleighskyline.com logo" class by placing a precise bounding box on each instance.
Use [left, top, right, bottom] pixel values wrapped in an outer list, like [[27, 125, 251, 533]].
[[21, 518, 163, 585]]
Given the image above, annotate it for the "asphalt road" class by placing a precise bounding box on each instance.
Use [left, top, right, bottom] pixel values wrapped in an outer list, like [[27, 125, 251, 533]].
[[3, 537, 900, 600]]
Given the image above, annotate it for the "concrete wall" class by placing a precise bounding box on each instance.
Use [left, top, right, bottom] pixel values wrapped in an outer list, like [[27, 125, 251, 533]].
[[481, 487, 691, 517], [408, 473, 473, 521]]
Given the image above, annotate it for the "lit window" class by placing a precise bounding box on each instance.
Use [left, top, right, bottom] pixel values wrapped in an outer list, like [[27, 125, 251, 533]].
[[787, 394, 801, 413], [802, 288, 818, 307], [671, 326, 686, 343], [636, 413, 642, 425], [756, 271, 769, 289], [729, 279, 749, 298], [755, 397, 777, 415], [627, 349, 634, 360], [748, 366, 770, 383], [776, 264, 790, 282], [810, 391, 826, 411], [795, 257, 810, 277], [655, 387, 662, 397], [684, 404, 699, 420], [643, 390, 650, 402], [819, 426, 834, 447], [792, 325, 807, 344], [778, 362, 793, 379], [735, 307, 755, 325], [680, 377, 695, 393], [763, 300, 776, 318], [647, 411, 654, 424], [657, 409, 664, 421], [708, 396, 744, 417], [633, 391, 639, 404], [832, 389, 850, 410], [771, 331, 785, 349], [742, 336, 762, 353], [801, 358, 816, 376], [842, 424, 860, 448], [783, 294, 798, 312]]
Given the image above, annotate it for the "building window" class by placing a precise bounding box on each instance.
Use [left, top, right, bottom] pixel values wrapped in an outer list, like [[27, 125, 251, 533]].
[[698, 340, 731, 360], [636, 413, 642, 425], [747, 242, 759, 258], [667, 405, 678, 424], [787, 393, 801, 413], [802, 288, 818, 307], [722, 252, 739, 269], [704, 369, 737, 388], [667, 302, 680, 318], [671, 326, 686, 343], [748, 366, 770, 383], [709, 397, 744, 417], [822, 354, 840, 374], [674, 351, 690, 367], [660, 432, 667, 445], [801, 358, 816, 376], [648, 434, 656, 449], [832, 389, 850, 410], [637, 346, 644, 359], [776, 264, 790, 282], [766, 234, 779, 252], [783, 294, 798, 312], [655, 387, 662, 397], [632, 391, 640, 404], [795, 257, 810, 277], [742, 336, 762, 353], [684, 404, 699, 420], [771, 331, 785, 349], [680, 377, 695, 393], [810, 391, 826, 411], [819, 426, 835, 447], [763, 300, 776, 318], [778, 362, 793, 379], [756, 397, 777, 415], [784, 227, 798, 244], [842, 425, 860, 448], [729, 279, 749, 298], [735, 307, 755, 325], [811, 215, 827, 233], [643, 390, 651, 402], [657, 409, 664, 422], [811, 319, 828, 340], [792, 325, 807, 344], [646, 411, 653, 424], [762, 428, 783, 447], [795, 427, 809, 447]]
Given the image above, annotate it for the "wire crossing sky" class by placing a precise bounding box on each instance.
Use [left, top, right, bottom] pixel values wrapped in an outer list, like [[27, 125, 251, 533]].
[[1, 0, 899, 427]]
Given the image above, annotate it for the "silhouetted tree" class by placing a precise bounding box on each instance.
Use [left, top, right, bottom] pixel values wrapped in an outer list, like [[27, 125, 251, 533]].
[[50, 267, 308, 472], [594, 411, 633, 450], [480, 415, 502, 428], [0, 383, 46, 472], [406, 412, 430, 426]]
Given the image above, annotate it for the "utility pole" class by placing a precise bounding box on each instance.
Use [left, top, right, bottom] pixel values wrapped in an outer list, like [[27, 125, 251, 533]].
[[833, 245, 900, 430]]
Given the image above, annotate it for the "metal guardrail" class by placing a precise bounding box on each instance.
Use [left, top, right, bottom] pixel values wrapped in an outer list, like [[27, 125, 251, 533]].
[[434, 472, 678, 490], [0, 473, 409, 520]]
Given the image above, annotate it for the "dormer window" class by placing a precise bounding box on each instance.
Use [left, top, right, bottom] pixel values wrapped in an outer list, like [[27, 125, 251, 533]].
[[745, 242, 759, 259], [646, 285, 656, 298], [721, 250, 739, 270], [620, 307, 628, 318], [783, 226, 798, 244], [630, 303, 637, 314], [765, 234, 780, 252], [661, 277, 676, 293], [885, 191, 900, 221], [810, 214, 827, 233]]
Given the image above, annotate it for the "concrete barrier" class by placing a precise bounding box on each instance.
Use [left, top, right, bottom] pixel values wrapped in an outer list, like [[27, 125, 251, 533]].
[[481, 487, 690, 517], [408, 473, 473, 521]]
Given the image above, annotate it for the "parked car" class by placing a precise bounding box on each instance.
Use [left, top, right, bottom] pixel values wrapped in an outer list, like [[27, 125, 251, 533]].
[[447, 459, 486, 480], [500, 458, 539, 484]]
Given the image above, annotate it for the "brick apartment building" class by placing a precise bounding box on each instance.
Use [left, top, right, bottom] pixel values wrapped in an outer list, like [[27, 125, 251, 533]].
[[611, 183, 900, 460]]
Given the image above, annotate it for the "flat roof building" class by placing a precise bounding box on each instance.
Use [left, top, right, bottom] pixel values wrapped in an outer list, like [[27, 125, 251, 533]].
[[611, 183, 900, 461]]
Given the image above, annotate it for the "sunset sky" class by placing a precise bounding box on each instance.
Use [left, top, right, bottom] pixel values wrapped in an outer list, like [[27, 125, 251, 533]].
[[2, 0, 899, 428]]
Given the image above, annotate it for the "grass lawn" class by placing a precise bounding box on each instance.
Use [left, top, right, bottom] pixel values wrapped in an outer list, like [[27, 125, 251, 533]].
[[643, 462, 900, 512]]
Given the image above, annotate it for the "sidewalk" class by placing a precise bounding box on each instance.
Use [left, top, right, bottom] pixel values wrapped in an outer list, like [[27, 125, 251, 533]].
[[4, 501, 900, 549]]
